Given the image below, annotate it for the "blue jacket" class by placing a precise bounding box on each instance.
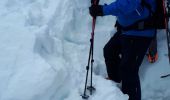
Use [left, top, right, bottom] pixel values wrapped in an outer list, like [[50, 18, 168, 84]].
[[102, 0, 156, 37]]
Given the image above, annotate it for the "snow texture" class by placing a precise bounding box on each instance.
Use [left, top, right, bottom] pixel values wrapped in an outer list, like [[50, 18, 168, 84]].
[[0, 0, 170, 100]]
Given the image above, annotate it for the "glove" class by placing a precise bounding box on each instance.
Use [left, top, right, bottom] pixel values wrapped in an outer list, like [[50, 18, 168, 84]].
[[91, 0, 99, 5], [89, 5, 103, 17]]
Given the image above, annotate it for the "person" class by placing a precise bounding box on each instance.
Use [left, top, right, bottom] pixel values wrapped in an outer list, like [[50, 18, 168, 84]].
[[89, 0, 156, 100]]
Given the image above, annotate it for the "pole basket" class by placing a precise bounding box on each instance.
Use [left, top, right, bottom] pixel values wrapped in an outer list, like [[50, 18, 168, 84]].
[[81, 94, 89, 99], [87, 86, 96, 95]]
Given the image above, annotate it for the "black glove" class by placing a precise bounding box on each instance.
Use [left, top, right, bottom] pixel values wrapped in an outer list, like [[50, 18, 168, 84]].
[[89, 5, 103, 17], [91, 0, 99, 5]]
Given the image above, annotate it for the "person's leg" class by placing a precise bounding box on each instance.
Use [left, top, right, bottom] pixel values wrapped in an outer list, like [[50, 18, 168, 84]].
[[148, 34, 158, 63], [120, 35, 152, 100], [103, 32, 121, 83]]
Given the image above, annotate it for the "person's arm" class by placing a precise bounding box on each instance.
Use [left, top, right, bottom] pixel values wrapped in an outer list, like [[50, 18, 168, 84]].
[[102, 2, 120, 16], [89, 0, 141, 17], [103, 0, 141, 16]]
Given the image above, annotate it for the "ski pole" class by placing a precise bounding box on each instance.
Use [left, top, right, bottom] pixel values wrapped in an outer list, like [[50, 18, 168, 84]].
[[161, 0, 170, 78], [81, 0, 99, 99], [81, 15, 96, 100], [166, 0, 170, 64], [81, 42, 92, 99], [87, 16, 96, 95]]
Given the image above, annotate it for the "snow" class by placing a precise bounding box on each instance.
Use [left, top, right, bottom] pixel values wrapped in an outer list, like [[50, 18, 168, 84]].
[[0, 0, 170, 100]]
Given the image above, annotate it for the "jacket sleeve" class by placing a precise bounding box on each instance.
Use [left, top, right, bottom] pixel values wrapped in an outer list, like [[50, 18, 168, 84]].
[[102, 0, 141, 16]]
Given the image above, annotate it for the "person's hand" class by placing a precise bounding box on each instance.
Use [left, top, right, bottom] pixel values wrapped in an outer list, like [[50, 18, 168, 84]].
[[91, 0, 100, 5], [89, 5, 103, 17]]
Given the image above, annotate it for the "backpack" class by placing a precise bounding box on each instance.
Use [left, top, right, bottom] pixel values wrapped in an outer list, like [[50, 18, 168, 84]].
[[117, 0, 167, 31]]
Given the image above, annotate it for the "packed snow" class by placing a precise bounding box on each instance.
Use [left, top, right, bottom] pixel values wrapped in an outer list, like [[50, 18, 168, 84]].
[[0, 0, 170, 100]]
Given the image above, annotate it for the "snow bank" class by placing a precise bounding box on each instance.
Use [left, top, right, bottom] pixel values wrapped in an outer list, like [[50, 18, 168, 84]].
[[0, 0, 126, 100], [0, 0, 170, 100]]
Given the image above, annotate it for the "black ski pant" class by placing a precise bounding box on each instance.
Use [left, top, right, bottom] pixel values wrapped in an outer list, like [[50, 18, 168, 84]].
[[103, 32, 152, 100], [148, 34, 157, 55]]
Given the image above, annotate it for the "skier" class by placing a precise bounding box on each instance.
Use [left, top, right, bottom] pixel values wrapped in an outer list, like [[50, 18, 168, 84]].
[[89, 0, 156, 100]]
